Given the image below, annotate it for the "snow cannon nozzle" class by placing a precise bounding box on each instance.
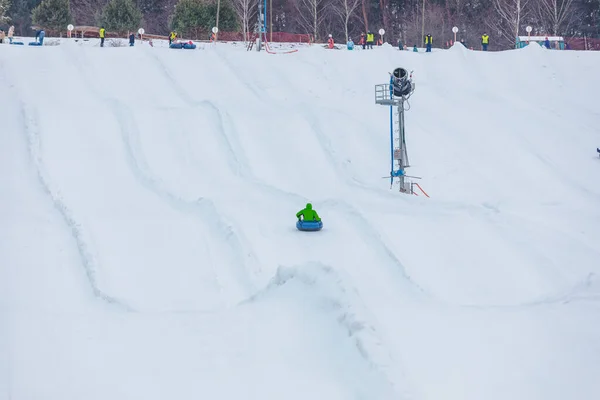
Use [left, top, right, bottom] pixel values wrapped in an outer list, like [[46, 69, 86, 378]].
[[391, 67, 414, 97]]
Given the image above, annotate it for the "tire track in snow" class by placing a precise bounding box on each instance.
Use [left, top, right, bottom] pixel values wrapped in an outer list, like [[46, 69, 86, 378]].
[[0, 55, 129, 310], [146, 49, 307, 204], [18, 103, 132, 311], [112, 102, 256, 298], [461, 273, 600, 310], [242, 262, 416, 399], [319, 199, 429, 299], [63, 45, 258, 301]]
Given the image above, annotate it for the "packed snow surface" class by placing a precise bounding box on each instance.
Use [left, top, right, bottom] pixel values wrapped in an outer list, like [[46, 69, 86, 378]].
[[1, 39, 600, 400]]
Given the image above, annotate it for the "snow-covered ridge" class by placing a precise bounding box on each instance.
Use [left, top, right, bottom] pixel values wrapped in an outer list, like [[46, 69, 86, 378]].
[[1, 40, 599, 400]]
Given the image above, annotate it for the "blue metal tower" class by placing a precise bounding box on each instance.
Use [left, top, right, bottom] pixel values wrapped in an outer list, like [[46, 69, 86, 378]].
[[375, 68, 416, 193]]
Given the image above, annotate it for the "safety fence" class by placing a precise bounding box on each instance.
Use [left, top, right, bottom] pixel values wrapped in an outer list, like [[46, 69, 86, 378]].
[[564, 37, 600, 50], [29, 26, 312, 43], [216, 31, 311, 43]]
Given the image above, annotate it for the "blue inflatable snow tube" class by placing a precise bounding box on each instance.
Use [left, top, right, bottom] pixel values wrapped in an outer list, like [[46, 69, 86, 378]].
[[170, 43, 196, 49], [296, 220, 323, 232]]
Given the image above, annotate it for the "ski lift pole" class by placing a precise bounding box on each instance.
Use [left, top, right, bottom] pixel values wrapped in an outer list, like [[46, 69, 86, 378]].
[[389, 75, 394, 187], [263, 0, 267, 33]]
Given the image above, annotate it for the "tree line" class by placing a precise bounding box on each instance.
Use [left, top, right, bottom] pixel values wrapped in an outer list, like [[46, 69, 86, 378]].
[[1, 0, 599, 49]]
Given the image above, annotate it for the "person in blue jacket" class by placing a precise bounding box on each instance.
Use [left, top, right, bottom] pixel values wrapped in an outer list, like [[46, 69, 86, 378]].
[[347, 38, 354, 50], [35, 29, 45, 45]]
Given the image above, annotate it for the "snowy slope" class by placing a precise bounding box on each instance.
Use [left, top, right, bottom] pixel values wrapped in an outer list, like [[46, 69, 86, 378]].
[[1, 39, 600, 400]]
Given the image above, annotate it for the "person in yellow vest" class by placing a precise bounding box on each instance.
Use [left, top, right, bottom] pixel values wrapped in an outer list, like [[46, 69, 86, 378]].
[[481, 33, 489, 51], [425, 34, 432, 52], [99, 26, 106, 47], [169, 31, 177, 45], [366, 31, 374, 49]]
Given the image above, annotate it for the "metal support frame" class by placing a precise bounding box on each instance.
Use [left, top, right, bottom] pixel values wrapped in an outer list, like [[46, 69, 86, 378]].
[[256, 0, 265, 51], [375, 70, 416, 193]]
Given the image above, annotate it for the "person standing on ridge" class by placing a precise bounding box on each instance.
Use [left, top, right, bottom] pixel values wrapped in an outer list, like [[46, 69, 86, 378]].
[[296, 203, 321, 222], [366, 31, 374, 49], [481, 33, 489, 51], [99, 26, 106, 47], [327, 34, 334, 49], [425, 34, 432, 52]]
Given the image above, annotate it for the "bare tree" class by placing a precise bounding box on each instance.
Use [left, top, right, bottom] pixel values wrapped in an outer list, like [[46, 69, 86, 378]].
[[535, 0, 576, 35], [331, 0, 360, 41], [71, 0, 110, 26], [232, 0, 257, 42], [361, 0, 368, 31], [293, 0, 328, 40], [489, 0, 530, 46], [379, 0, 390, 37]]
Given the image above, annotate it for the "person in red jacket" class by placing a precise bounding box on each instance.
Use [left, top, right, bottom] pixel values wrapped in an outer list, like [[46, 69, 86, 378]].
[[327, 34, 334, 49]]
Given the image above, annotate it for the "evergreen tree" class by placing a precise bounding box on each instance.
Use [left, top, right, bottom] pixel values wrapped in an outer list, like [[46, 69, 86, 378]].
[[171, 0, 237, 38], [100, 0, 142, 33], [7, 0, 41, 35], [31, 0, 72, 31], [1, 0, 11, 23]]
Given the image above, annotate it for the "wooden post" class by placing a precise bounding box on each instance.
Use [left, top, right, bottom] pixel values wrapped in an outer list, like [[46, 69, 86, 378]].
[[421, 0, 425, 47], [270, 0, 272, 43], [215, 0, 221, 41]]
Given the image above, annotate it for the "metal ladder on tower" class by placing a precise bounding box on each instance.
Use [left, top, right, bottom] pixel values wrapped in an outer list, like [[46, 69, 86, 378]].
[[393, 101, 411, 192], [247, 33, 257, 51]]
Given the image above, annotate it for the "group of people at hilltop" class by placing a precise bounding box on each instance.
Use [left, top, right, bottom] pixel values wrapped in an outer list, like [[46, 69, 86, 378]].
[[0, 26, 15, 44], [327, 31, 491, 51], [327, 31, 382, 50], [402, 32, 490, 52]]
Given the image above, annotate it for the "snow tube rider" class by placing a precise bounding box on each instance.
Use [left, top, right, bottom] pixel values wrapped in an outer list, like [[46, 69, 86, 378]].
[[296, 203, 323, 231]]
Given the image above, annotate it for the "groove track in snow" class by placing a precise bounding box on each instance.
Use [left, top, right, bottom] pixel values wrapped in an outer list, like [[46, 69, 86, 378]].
[[18, 103, 132, 310], [63, 46, 258, 302], [243, 262, 417, 399]]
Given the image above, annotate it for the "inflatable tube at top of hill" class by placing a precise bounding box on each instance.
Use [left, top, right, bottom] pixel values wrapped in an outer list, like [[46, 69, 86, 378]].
[[170, 42, 196, 50]]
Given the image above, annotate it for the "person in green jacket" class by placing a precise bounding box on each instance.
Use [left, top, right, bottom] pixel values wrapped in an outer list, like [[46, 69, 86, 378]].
[[296, 203, 321, 222]]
